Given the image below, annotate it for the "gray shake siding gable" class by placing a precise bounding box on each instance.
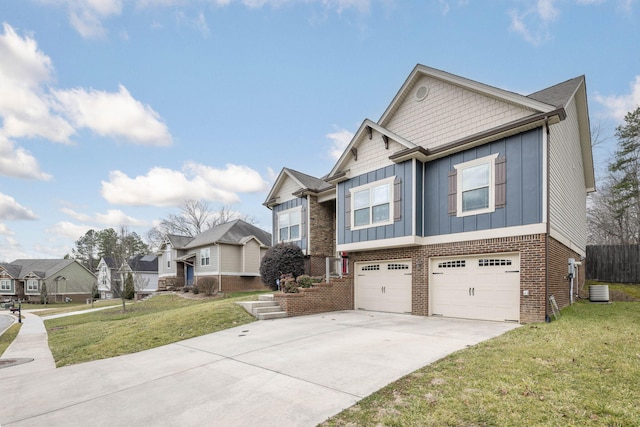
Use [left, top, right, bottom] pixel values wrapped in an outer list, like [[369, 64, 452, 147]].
[[425, 127, 543, 236]]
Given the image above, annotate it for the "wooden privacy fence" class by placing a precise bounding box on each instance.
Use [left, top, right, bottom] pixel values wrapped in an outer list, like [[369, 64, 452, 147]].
[[586, 244, 640, 283]]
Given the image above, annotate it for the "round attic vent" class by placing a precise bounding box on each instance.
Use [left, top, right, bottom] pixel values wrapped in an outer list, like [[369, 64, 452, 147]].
[[415, 86, 429, 102]]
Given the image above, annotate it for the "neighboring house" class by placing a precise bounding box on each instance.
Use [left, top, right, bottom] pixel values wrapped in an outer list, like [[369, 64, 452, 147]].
[[96, 255, 158, 299], [264, 64, 595, 324], [0, 259, 97, 303], [96, 256, 118, 299], [127, 255, 159, 294], [157, 219, 271, 293]]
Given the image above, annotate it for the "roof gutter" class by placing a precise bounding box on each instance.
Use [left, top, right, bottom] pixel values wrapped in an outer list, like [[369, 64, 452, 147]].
[[391, 108, 566, 163]]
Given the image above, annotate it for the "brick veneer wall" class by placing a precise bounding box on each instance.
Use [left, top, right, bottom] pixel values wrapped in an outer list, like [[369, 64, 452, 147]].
[[307, 196, 336, 276], [273, 234, 566, 323], [273, 276, 352, 317], [547, 237, 584, 310], [220, 276, 269, 293], [349, 234, 547, 323]]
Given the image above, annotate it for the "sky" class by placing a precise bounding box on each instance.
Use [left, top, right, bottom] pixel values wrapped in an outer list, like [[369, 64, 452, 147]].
[[0, 0, 638, 262]]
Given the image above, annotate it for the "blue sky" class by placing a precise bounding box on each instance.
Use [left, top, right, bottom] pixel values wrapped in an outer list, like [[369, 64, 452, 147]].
[[0, 0, 638, 261]]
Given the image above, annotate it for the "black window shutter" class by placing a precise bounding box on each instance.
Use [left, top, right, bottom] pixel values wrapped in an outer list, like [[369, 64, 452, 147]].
[[495, 157, 506, 208], [448, 170, 457, 215], [394, 176, 402, 221], [344, 191, 351, 230]]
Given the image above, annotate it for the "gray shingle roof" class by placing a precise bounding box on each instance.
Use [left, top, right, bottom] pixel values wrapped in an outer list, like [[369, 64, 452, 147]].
[[4, 259, 76, 279], [185, 219, 271, 249], [285, 168, 333, 192], [166, 234, 195, 249], [527, 76, 584, 109], [128, 255, 158, 273], [0, 263, 22, 278]]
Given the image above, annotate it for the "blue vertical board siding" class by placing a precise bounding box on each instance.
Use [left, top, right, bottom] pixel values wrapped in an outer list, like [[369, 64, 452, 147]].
[[337, 161, 413, 245], [415, 162, 424, 236], [521, 130, 543, 224], [424, 128, 543, 236], [272, 198, 307, 251]]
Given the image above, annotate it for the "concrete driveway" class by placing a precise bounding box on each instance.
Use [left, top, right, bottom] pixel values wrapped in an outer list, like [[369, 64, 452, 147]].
[[0, 310, 517, 427]]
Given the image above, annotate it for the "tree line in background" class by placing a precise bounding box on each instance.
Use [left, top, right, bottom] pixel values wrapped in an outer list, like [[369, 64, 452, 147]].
[[588, 106, 640, 245], [68, 201, 257, 272]]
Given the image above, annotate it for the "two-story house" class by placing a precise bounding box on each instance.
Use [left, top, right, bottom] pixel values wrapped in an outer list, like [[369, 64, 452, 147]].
[[157, 219, 271, 293], [96, 255, 158, 299], [0, 259, 96, 303], [265, 64, 595, 324]]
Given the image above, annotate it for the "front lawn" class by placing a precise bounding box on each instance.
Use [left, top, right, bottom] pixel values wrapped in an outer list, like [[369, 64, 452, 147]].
[[46, 293, 257, 367], [323, 301, 640, 426]]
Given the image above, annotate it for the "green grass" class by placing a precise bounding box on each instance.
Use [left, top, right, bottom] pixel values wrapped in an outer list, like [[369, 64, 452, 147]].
[[27, 299, 124, 316], [45, 293, 257, 367], [0, 323, 22, 356], [323, 302, 640, 427]]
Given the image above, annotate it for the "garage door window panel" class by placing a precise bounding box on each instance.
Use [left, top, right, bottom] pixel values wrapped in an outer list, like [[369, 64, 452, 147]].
[[351, 177, 395, 230]]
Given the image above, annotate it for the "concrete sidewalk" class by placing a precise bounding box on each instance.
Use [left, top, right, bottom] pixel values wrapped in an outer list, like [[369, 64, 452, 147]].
[[0, 304, 125, 379], [0, 310, 518, 427], [0, 312, 56, 378]]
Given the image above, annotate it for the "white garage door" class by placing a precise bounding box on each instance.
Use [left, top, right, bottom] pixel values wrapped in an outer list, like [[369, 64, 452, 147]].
[[355, 260, 412, 314], [430, 253, 520, 322]]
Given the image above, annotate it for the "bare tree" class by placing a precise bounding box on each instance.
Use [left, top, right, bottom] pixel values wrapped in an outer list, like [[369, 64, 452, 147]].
[[147, 201, 257, 248], [588, 107, 640, 244]]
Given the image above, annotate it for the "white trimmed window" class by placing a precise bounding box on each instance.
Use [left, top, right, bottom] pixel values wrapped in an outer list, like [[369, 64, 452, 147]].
[[101, 266, 107, 285], [454, 154, 498, 217], [166, 248, 171, 269], [0, 279, 10, 291], [26, 279, 39, 292], [278, 207, 302, 242], [200, 248, 210, 266], [350, 176, 395, 229]]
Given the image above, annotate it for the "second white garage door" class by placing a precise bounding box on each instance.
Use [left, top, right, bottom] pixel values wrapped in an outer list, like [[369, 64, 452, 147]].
[[355, 260, 412, 314], [430, 253, 520, 322]]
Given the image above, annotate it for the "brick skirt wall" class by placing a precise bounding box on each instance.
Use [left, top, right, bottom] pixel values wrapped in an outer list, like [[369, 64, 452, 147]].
[[349, 234, 547, 323], [220, 276, 269, 293], [274, 276, 352, 317], [547, 237, 584, 310], [273, 233, 582, 324]]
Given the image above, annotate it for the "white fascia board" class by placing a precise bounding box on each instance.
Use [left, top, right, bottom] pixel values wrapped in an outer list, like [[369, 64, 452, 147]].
[[337, 223, 548, 253], [328, 119, 417, 178]]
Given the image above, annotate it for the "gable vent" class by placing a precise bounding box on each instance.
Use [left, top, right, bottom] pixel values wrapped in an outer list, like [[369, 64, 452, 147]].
[[415, 86, 429, 102]]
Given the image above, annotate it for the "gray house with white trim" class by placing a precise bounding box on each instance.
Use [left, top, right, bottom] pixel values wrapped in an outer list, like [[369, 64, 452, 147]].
[[157, 219, 271, 293]]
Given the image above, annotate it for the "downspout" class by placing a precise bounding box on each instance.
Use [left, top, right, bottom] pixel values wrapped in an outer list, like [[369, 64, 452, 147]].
[[545, 117, 551, 322]]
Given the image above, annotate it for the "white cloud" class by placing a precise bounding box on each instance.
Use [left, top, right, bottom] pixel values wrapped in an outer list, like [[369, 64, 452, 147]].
[[0, 223, 14, 236], [100, 162, 268, 207], [95, 209, 149, 226], [0, 136, 52, 180], [39, 0, 123, 38], [61, 206, 147, 226], [0, 193, 38, 221], [53, 85, 172, 146], [508, 0, 558, 46], [184, 162, 269, 192], [176, 10, 210, 37], [0, 23, 172, 180], [327, 127, 354, 160], [595, 75, 640, 122], [45, 220, 93, 240], [0, 23, 75, 145]]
